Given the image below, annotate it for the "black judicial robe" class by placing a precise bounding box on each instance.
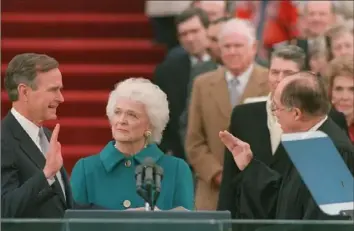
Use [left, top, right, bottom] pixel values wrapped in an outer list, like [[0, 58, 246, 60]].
[[230, 119, 354, 231], [218, 102, 350, 217]]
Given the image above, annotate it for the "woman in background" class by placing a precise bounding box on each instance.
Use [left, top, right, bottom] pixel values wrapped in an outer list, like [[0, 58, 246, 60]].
[[327, 56, 354, 143], [325, 23, 354, 60], [70, 78, 194, 210]]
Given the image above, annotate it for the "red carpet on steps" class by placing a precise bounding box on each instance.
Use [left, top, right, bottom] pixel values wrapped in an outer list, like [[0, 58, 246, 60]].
[[1, 0, 167, 173]]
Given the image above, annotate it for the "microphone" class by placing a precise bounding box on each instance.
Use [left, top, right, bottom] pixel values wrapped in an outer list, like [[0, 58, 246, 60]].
[[135, 157, 164, 211], [143, 157, 155, 190], [152, 165, 163, 209], [135, 165, 144, 189], [154, 165, 163, 193]]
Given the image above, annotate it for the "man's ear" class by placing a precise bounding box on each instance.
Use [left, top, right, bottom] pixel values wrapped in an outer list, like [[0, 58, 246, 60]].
[[293, 108, 302, 121], [17, 83, 29, 101]]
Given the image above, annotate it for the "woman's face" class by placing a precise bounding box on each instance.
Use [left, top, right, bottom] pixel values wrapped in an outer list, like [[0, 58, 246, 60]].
[[110, 98, 150, 143], [331, 32, 354, 58], [331, 75, 354, 120]]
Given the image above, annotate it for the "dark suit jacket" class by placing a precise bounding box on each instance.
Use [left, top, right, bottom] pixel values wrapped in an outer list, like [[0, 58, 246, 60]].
[[153, 48, 192, 160], [179, 60, 219, 145], [217, 101, 350, 215], [1, 112, 74, 219]]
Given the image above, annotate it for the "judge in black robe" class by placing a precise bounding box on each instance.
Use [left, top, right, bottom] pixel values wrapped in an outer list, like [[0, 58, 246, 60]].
[[228, 118, 354, 231], [218, 72, 354, 230], [217, 102, 350, 217], [233, 118, 354, 219]]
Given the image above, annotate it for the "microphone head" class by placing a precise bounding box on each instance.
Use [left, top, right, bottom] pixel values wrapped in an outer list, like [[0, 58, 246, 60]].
[[135, 164, 144, 175], [143, 157, 155, 167], [155, 165, 164, 175]]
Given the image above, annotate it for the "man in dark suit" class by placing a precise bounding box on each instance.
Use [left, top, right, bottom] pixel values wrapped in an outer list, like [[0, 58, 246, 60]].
[[219, 71, 354, 222], [153, 7, 210, 160], [217, 45, 349, 217], [1, 53, 99, 222], [179, 16, 231, 145]]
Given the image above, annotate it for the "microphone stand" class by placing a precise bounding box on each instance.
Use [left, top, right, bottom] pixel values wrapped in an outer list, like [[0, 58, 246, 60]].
[[135, 160, 164, 211]]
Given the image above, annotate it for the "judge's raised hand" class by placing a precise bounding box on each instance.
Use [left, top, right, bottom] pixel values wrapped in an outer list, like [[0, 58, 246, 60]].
[[219, 130, 253, 171], [43, 124, 63, 179]]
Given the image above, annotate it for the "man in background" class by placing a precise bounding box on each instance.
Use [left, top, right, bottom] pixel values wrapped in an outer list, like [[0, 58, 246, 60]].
[[186, 18, 269, 210], [179, 16, 230, 146], [153, 8, 210, 160]]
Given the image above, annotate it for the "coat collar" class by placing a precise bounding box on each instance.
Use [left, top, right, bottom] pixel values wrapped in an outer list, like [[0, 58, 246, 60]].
[[209, 64, 269, 118], [100, 141, 164, 173]]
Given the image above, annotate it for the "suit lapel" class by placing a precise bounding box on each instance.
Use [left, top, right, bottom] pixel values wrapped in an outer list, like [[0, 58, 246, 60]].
[[239, 65, 269, 103], [209, 67, 232, 118], [7, 113, 47, 169]]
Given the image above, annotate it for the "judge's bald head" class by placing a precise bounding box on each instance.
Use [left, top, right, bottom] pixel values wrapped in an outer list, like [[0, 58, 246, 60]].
[[275, 72, 331, 118]]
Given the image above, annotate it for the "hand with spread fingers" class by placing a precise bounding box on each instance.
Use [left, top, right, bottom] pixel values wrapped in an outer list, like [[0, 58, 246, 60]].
[[219, 130, 253, 171], [43, 124, 63, 179]]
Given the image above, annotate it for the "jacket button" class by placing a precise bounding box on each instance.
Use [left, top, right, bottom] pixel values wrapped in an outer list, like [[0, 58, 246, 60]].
[[125, 160, 131, 167], [123, 200, 131, 208]]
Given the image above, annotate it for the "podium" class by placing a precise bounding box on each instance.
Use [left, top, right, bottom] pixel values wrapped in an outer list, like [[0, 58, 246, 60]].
[[63, 209, 231, 231], [2, 217, 354, 231]]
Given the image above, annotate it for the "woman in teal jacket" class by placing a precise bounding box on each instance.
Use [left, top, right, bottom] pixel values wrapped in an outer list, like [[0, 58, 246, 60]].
[[70, 78, 194, 210]]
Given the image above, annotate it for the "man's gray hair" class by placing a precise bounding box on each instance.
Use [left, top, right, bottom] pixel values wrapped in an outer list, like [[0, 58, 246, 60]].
[[280, 72, 331, 117], [303, 1, 337, 15], [271, 45, 306, 70], [218, 18, 256, 44], [106, 78, 169, 144], [5, 53, 59, 101]]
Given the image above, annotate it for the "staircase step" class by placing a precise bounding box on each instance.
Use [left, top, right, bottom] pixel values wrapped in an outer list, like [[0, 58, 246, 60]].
[[62, 145, 102, 173], [2, 90, 112, 117], [3, 0, 146, 13], [45, 117, 112, 145], [1, 64, 156, 90], [2, 38, 166, 64], [2, 13, 153, 38]]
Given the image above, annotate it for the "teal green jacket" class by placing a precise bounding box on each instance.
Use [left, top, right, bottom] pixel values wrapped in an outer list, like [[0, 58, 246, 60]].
[[70, 141, 194, 210]]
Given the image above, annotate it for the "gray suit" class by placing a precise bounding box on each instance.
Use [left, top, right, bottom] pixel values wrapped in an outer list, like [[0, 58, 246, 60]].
[[179, 60, 219, 146]]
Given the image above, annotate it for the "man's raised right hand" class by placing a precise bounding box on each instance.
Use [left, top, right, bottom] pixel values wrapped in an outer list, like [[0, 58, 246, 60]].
[[43, 124, 63, 179]]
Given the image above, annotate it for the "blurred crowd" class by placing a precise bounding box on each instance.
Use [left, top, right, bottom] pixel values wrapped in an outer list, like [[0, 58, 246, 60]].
[[145, 0, 354, 211]]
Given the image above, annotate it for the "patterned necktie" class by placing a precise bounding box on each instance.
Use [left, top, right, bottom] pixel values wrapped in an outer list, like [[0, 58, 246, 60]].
[[229, 78, 240, 107], [38, 127, 49, 155]]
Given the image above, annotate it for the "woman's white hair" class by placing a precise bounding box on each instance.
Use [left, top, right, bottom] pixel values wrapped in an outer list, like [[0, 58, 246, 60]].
[[106, 77, 169, 144], [218, 18, 256, 45]]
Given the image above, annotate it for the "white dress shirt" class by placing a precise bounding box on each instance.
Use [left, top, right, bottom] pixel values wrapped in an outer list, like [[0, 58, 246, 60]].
[[11, 108, 66, 199], [266, 94, 283, 154], [190, 53, 211, 66]]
